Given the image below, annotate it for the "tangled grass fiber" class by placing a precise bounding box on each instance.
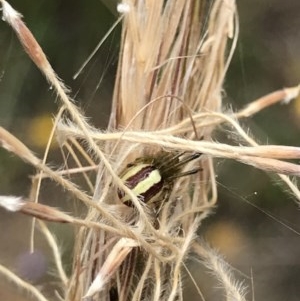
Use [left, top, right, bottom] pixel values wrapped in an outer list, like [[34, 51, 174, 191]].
[[0, 0, 300, 300]]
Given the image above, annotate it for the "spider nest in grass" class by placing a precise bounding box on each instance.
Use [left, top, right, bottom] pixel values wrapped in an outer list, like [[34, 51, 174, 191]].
[[0, 0, 300, 301]]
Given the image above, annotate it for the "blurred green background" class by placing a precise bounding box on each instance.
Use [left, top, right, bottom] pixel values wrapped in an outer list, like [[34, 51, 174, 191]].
[[0, 0, 300, 300]]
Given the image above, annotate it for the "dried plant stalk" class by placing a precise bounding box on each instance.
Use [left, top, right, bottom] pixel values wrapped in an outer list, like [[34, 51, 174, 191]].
[[0, 0, 300, 301], [71, 0, 238, 300]]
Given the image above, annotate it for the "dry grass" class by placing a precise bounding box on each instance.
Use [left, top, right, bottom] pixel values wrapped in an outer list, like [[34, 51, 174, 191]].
[[0, 0, 299, 300]]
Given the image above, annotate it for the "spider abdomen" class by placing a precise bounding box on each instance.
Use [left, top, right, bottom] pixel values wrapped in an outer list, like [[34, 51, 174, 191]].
[[118, 163, 164, 206]]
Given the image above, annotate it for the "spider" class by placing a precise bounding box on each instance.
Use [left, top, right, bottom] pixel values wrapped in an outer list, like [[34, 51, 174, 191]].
[[117, 151, 202, 208]]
